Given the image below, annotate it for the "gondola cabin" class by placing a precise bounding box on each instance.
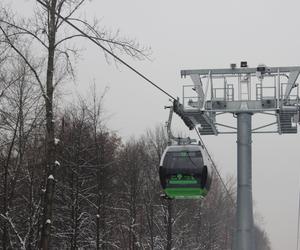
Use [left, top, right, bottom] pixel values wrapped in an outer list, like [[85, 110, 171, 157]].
[[159, 144, 212, 199]]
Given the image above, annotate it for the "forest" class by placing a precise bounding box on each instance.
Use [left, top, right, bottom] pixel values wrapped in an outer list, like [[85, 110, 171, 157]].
[[0, 1, 271, 249]]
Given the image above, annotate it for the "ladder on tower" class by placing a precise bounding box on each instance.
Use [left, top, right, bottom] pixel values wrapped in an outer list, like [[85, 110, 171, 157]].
[[188, 112, 217, 135], [239, 75, 251, 101], [278, 109, 298, 134]]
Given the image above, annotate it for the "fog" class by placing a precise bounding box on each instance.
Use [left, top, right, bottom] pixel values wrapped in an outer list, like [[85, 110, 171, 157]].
[[8, 1, 300, 249]]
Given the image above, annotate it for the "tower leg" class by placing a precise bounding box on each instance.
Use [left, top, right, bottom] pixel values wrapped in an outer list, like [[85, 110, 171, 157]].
[[235, 112, 254, 250]]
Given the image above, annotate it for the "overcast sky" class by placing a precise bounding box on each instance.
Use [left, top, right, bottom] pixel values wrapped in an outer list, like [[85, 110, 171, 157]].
[[7, 1, 300, 249]]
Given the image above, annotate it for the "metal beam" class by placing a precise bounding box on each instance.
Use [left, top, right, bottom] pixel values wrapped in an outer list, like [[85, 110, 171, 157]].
[[181, 66, 300, 77], [251, 122, 277, 132], [284, 71, 300, 100]]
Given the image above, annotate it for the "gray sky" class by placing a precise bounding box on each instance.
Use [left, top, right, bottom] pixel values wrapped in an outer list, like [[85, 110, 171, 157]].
[[9, 1, 300, 249]]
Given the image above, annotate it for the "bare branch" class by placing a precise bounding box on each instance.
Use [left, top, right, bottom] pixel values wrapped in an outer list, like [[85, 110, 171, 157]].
[[67, 17, 150, 59], [0, 214, 26, 250], [0, 26, 46, 96], [56, 0, 86, 29], [0, 19, 48, 49]]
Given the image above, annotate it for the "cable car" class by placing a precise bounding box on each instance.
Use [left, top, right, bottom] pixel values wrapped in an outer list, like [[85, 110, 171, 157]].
[[159, 144, 212, 199]]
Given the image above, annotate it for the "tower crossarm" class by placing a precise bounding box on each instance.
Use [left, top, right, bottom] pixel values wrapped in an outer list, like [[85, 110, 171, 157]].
[[181, 66, 300, 77], [179, 64, 300, 135]]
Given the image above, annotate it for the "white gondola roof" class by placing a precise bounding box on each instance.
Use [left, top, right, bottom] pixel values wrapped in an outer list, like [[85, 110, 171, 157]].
[[165, 144, 202, 152]]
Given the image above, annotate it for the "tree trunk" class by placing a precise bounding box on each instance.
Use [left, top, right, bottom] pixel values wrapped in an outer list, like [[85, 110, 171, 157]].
[[166, 200, 173, 250], [2, 113, 19, 250], [40, 1, 57, 249]]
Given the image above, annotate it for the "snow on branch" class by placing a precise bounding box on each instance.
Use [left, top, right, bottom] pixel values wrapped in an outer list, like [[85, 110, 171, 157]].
[[0, 213, 26, 250], [48, 174, 54, 180], [54, 138, 60, 145]]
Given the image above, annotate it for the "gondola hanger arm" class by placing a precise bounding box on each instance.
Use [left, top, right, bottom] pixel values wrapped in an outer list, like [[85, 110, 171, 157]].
[[165, 106, 196, 145]]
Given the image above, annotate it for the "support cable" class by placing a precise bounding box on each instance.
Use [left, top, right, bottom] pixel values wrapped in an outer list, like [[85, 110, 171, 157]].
[[36, 0, 177, 101], [195, 128, 236, 207]]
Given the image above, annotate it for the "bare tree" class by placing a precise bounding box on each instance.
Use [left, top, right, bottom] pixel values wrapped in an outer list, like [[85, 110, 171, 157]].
[[0, 1, 148, 248], [0, 55, 44, 249], [254, 225, 271, 250]]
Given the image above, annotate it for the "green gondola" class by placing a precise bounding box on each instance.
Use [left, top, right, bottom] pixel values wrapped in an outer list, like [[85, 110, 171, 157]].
[[159, 145, 212, 199]]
